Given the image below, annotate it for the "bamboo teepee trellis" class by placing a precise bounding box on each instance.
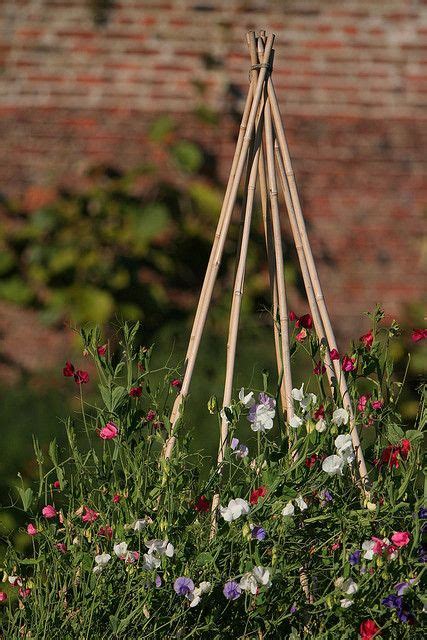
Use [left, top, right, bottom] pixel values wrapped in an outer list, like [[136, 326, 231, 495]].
[[162, 31, 369, 509]]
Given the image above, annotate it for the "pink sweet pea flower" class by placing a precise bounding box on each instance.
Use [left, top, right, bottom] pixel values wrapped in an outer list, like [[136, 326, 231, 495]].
[[360, 330, 373, 349], [371, 399, 384, 410], [18, 587, 31, 599], [341, 355, 356, 372], [146, 410, 156, 422], [99, 422, 118, 440], [53, 480, 61, 489], [112, 493, 121, 503], [56, 543, 67, 554], [82, 507, 99, 523], [97, 344, 107, 357], [98, 525, 113, 539], [0, 592, 7, 602], [357, 395, 369, 412], [296, 328, 307, 342], [42, 505, 57, 519], [171, 378, 182, 390], [26, 523, 38, 536], [329, 348, 340, 361], [411, 328, 427, 342], [391, 531, 410, 547]]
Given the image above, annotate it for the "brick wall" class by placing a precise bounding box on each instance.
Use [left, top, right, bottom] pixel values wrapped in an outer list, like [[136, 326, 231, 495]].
[[0, 0, 426, 345]]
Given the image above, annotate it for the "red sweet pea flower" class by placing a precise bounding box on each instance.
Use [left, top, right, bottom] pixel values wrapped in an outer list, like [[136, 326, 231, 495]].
[[146, 410, 156, 422], [371, 399, 383, 410], [313, 404, 325, 420], [305, 454, 318, 468], [329, 348, 340, 361], [400, 438, 411, 459], [360, 330, 373, 349], [380, 439, 410, 469], [250, 486, 267, 505], [341, 355, 356, 372], [194, 495, 210, 512], [357, 394, 370, 412], [313, 361, 326, 375], [63, 361, 75, 377], [411, 328, 427, 342], [289, 310, 297, 321], [112, 493, 121, 503], [53, 480, 61, 489], [98, 525, 113, 539], [171, 379, 182, 390], [359, 619, 381, 640], [74, 370, 89, 384], [296, 313, 313, 329], [97, 344, 107, 357], [129, 386, 142, 398]]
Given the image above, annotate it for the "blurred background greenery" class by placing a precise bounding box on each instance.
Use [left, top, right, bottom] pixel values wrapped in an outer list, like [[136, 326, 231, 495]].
[[0, 117, 425, 556]]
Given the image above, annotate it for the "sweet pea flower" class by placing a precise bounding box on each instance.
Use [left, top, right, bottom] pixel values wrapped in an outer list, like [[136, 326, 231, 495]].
[[250, 524, 266, 541], [56, 542, 67, 554], [223, 580, 242, 600], [250, 486, 267, 505], [359, 619, 380, 640], [240, 572, 258, 595], [129, 386, 142, 398], [27, 523, 37, 536], [142, 553, 161, 570], [357, 395, 369, 412], [239, 388, 255, 408], [113, 542, 128, 559], [93, 552, 111, 574], [187, 581, 211, 607], [295, 313, 313, 329], [362, 540, 376, 560], [341, 578, 358, 595], [194, 495, 210, 512], [340, 598, 353, 608], [74, 370, 89, 384], [411, 328, 427, 342], [62, 361, 75, 377], [322, 455, 344, 475], [329, 348, 340, 360], [313, 361, 326, 375], [19, 587, 31, 599], [360, 330, 374, 349], [145, 539, 174, 557], [391, 531, 410, 547], [332, 408, 349, 426], [133, 519, 147, 532], [315, 418, 327, 432], [99, 421, 118, 440], [42, 505, 57, 519], [395, 578, 416, 596], [97, 344, 107, 357], [341, 355, 356, 372], [112, 493, 121, 503], [248, 393, 276, 433], [0, 592, 7, 602], [371, 399, 384, 410], [296, 328, 307, 342], [82, 507, 99, 523], [8, 576, 23, 587], [335, 434, 354, 464], [282, 501, 295, 516], [349, 550, 362, 566], [171, 378, 182, 390], [295, 495, 308, 511], [252, 566, 271, 587], [291, 384, 304, 402], [231, 438, 249, 459], [220, 498, 250, 522], [174, 577, 194, 596], [289, 415, 303, 429]]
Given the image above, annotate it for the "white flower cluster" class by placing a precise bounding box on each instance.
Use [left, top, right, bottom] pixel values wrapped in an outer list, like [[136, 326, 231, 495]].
[[239, 566, 271, 594], [289, 384, 317, 429], [335, 576, 358, 608], [281, 495, 308, 516], [322, 431, 354, 475], [220, 498, 250, 522]]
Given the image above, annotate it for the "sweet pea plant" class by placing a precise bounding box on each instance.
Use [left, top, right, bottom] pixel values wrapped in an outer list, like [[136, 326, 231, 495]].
[[0, 311, 426, 639]]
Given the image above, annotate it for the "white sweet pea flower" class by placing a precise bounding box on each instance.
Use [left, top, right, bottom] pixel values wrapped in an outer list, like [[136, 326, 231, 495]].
[[133, 519, 147, 532], [146, 539, 174, 558], [93, 552, 111, 574], [342, 578, 358, 595], [252, 566, 271, 588], [335, 434, 354, 464], [240, 572, 258, 595], [340, 598, 354, 608], [289, 415, 303, 429], [291, 384, 304, 402], [219, 498, 250, 522], [113, 542, 128, 559], [295, 495, 308, 511], [249, 403, 276, 433], [322, 454, 345, 475], [300, 393, 317, 413], [362, 540, 375, 560], [282, 501, 295, 516], [142, 553, 161, 570], [332, 408, 349, 426], [315, 418, 327, 433], [239, 388, 255, 408]]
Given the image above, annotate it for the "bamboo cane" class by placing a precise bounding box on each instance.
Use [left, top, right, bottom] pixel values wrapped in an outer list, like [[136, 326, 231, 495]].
[[257, 38, 369, 490], [210, 118, 264, 538], [247, 32, 286, 415], [163, 33, 276, 460], [263, 98, 295, 431]]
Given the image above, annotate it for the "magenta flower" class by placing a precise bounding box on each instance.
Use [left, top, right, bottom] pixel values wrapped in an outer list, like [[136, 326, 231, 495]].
[[74, 370, 89, 384], [26, 523, 38, 536], [82, 507, 99, 523], [411, 328, 427, 342], [55, 543, 67, 554], [391, 531, 410, 547], [42, 505, 57, 519], [99, 422, 118, 440], [371, 399, 384, 410], [360, 330, 373, 349], [62, 361, 75, 377], [97, 344, 107, 357], [129, 386, 142, 398], [341, 355, 356, 372], [329, 348, 340, 361], [0, 592, 7, 602]]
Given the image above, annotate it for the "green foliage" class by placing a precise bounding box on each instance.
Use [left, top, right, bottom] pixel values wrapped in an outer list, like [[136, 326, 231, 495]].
[[0, 319, 425, 638]]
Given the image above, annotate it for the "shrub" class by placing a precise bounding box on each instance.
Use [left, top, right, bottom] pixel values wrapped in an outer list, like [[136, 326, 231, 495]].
[[0, 313, 425, 639]]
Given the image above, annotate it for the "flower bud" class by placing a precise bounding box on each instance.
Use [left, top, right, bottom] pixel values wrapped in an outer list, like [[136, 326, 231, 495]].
[[208, 395, 218, 414]]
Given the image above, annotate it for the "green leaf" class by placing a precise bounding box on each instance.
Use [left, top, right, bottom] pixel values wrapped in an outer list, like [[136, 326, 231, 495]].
[[386, 423, 405, 444], [196, 552, 214, 567], [171, 141, 203, 173], [111, 386, 127, 411], [17, 486, 34, 511]]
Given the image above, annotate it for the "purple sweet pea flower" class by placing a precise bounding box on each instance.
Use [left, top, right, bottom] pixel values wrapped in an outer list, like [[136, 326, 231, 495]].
[[258, 392, 276, 410], [290, 603, 297, 614], [250, 525, 266, 541], [174, 577, 194, 596], [155, 574, 162, 588], [395, 579, 416, 596], [349, 550, 362, 566], [231, 437, 239, 450], [223, 580, 242, 600], [418, 507, 427, 519], [418, 542, 427, 563], [382, 594, 402, 610]]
